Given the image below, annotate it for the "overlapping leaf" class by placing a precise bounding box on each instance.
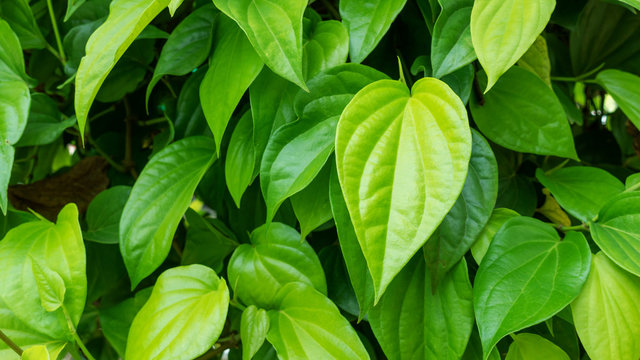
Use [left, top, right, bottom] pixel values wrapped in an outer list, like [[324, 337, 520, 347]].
[[431, 0, 475, 78], [596, 69, 640, 129]]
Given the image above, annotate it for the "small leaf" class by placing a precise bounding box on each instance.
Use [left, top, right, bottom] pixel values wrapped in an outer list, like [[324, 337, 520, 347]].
[[517, 36, 552, 87], [291, 161, 333, 238], [226, 111, 256, 207], [537, 189, 571, 227], [168, 0, 184, 16], [505, 333, 570, 360], [470, 208, 519, 265], [31, 258, 66, 312], [241, 306, 270, 360], [126, 265, 229, 360], [431, 0, 476, 78], [596, 69, 640, 129], [84, 186, 131, 244], [303, 20, 349, 80], [21, 345, 49, 360]]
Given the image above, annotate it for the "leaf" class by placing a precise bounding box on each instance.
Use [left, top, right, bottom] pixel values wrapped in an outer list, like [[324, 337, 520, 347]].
[[0, 204, 86, 356], [462, 327, 500, 360], [627, 173, 640, 190], [181, 209, 238, 272], [174, 68, 209, 139], [470, 67, 577, 159], [168, 0, 184, 15], [0, 144, 14, 216], [120, 137, 216, 288], [537, 188, 571, 227], [84, 186, 130, 244], [303, 20, 349, 80], [517, 36, 552, 87], [227, 223, 326, 308], [339, 0, 408, 63], [225, 110, 256, 207], [318, 245, 360, 316], [596, 69, 640, 129], [126, 265, 230, 360], [425, 129, 498, 287], [571, 252, 640, 360], [21, 345, 49, 360], [470, 0, 556, 91], [474, 217, 591, 358], [64, 0, 87, 21], [211, 0, 308, 90], [146, 5, 217, 106], [290, 161, 333, 238], [0, 0, 45, 49], [431, 0, 475, 78], [200, 15, 263, 153], [470, 208, 519, 264], [15, 94, 76, 147], [74, 0, 171, 138], [505, 333, 570, 360], [100, 288, 152, 358], [535, 166, 624, 222], [369, 254, 474, 360], [266, 282, 369, 359], [590, 192, 640, 277], [241, 306, 270, 360], [335, 77, 471, 301]]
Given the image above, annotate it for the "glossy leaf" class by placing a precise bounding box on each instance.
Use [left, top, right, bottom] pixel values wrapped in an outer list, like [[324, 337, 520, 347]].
[[120, 137, 216, 288], [15, 94, 75, 147], [335, 77, 471, 300], [303, 19, 349, 80], [241, 306, 270, 360], [470, 208, 519, 265], [518, 36, 552, 87], [596, 69, 640, 129], [291, 161, 333, 238], [126, 265, 230, 360], [471, 0, 555, 91], [431, 0, 475, 78], [168, 0, 184, 16], [84, 186, 131, 244], [474, 217, 591, 358], [31, 259, 66, 312], [0, 0, 45, 49], [226, 111, 256, 207], [505, 333, 570, 360]]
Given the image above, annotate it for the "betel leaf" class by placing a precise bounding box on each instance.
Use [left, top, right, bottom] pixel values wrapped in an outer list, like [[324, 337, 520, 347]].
[[596, 69, 640, 129], [0, 0, 45, 49], [120, 137, 216, 288], [100, 288, 152, 358], [571, 252, 640, 360], [126, 265, 229, 360], [290, 161, 333, 239], [505, 333, 570, 360], [430, 0, 475, 79], [536, 166, 624, 223], [241, 305, 270, 360], [74, 0, 171, 138], [474, 217, 591, 358], [226, 111, 256, 207], [590, 192, 640, 277], [339, 0, 408, 64], [227, 223, 327, 308], [200, 15, 263, 153], [303, 20, 349, 80], [335, 77, 471, 301], [211, 0, 308, 90], [0, 204, 85, 357], [266, 282, 369, 359], [518, 36, 552, 87], [168, 0, 184, 16], [84, 186, 131, 244], [146, 5, 217, 107], [15, 94, 76, 147], [470, 0, 555, 91], [470, 67, 577, 159], [470, 208, 519, 265], [369, 254, 474, 360]]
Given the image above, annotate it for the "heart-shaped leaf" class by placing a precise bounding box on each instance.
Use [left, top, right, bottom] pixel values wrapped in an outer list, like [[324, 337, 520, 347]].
[[431, 0, 476, 78], [241, 306, 270, 360]]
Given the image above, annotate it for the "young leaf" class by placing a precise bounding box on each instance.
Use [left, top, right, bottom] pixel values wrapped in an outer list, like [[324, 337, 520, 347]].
[[126, 265, 230, 360], [339, 0, 408, 63], [470, 0, 556, 91], [303, 20, 349, 80], [517, 36, 552, 87], [505, 333, 570, 360], [241, 306, 270, 360], [290, 161, 333, 238], [335, 78, 471, 301], [571, 252, 640, 360], [31, 259, 66, 312], [120, 137, 216, 288], [474, 217, 591, 358], [470, 208, 519, 265], [430, 0, 475, 78], [84, 186, 131, 244], [226, 111, 256, 207], [470, 67, 578, 159], [596, 69, 640, 129], [0, 0, 45, 49], [21, 345, 49, 360], [266, 282, 370, 359], [211, 0, 308, 90]]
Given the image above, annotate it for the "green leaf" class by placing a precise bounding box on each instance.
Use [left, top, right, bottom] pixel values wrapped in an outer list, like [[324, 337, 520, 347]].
[[64, 0, 87, 21], [431, 0, 475, 78], [84, 186, 131, 244], [463, 327, 500, 360], [369, 255, 474, 360], [0, 207, 37, 239], [596, 69, 640, 129], [241, 305, 270, 360], [339, 0, 408, 63], [0, 204, 86, 356], [470, 67, 577, 159], [100, 288, 152, 358], [174, 68, 209, 139], [474, 217, 591, 358], [290, 161, 333, 238], [517, 36, 552, 87], [146, 5, 217, 106], [302, 20, 349, 80], [0, 144, 14, 216], [126, 265, 229, 360], [266, 282, 369, 359], [168, 0, 184, 15], [335, 77, 471, 301], [617, 0, 640, 10], [571, 252, 640, 360], [21, 345, 48, 360], [181, 209, 238, 272], [211, 0, 308, 90], [626, 173, 640, 190], [590, 192, 640, 277], [74, 0, 171, 138], [227, 223, 326, 308], [0, 0, 45, 49], [505, 333, 570, 360], [120, 137, 216, 288], [470, 0, 555, 91], [15, 94, 76, 147], [536, 166, 624, 223], [200, 15, 263, 153], [226, 111, 256, 207], [318, 245, 360, 316], [470, 208, 519, 265], [425, 129, 498, 286]]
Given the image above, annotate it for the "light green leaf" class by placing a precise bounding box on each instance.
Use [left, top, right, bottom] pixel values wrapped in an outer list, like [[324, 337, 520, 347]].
[[0, 144, 15, 216], [100, 288, 152, 358], [75, 0, 171, 138], [200, 15, 263, 153], [335, 77, 471, 301], [572, 252, 640, 360], [505, 333, 570, 360], [470, 67, 577, 159], [303, 20, 349, 80], [291, 161, 333, 238], [15, 94, 76, 147], [626, 173, 640, 190], [211, 0, 308, 89], [227, 223, 326, 308], [431, 0, 475, 78], [266, 282, 369, 359], [168, 0, 184, 15], [84, 186, 131, 244], [120, 137, 216, 288], [474, 217, 591, 358], [241, 306, 270, 360], [536, 166, 624, 223], [596, 69, 640, 129], [30, 259, 66, 312], [339, 0, 408, 63], [517, 36, 552, 87], [0, 0, 45, 49], [470, 208, 519, 264], [181, 209, 238, 272], [126, 265, 229, 360], [617, 0, 640, 11], [226, 111, 256, 207], [21, 345, 49, 360]]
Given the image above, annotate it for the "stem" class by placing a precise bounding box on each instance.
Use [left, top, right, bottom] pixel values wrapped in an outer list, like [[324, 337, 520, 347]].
[[558, 223, 589, 232], [625, 182, 640, 193], [138, 117, 168, 126], [63, 307, 96, 360], [0, 329, 23, 356], [551, 63, 605, 83], [230, 299, 246, 311], [46, 0, 66, 64], [45, 43, 64, 64], [87, 106, 116, 124], [320, 0, 340, 20], [545, 159, 570, 175]]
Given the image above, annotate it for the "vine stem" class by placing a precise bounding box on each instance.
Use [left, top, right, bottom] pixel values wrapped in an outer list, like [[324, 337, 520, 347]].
[[63, 307, 96, 360], [0, 329, 23, 356], [320, 0, 340, 20], [558, 223, 589, 232], [45, 0, 66, 64]]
